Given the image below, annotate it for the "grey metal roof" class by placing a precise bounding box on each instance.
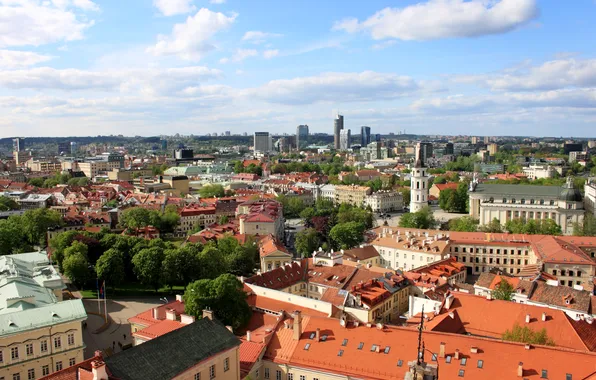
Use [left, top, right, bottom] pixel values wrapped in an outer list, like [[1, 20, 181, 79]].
[[106, 318, 241, 380], [472, 184, 561, 197]]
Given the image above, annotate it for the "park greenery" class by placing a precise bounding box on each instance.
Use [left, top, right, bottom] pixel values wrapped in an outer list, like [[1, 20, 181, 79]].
[[573, 214, 596, 236], [198, 184, 227, 198], [27, 172, 90, 188], [119, 206, 181, 234], [399, 206, 437, 229], [446, 216, 562, 235], [294, 199, 373, 256], [0, 208, 63, 253], [438, 182, 469, 213], [0, 196, 19, 211]]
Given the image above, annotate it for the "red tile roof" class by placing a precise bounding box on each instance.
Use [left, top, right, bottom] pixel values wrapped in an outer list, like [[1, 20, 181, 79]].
[[259, 234, 291, 258]]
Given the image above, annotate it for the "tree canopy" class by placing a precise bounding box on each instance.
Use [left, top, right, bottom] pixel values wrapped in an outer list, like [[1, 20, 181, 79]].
[[198, 184, 225, 198], [399, 206, 437, 229], [492, 279, 514, 301]]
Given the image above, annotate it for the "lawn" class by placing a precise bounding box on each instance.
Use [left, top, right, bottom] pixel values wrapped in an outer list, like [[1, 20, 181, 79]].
[[80, 282, 186, 299]]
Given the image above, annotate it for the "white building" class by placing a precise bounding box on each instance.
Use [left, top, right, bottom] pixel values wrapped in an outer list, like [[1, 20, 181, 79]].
[[254, 132, 272, 153], [365, 191, 404, 213], [410, 149, 429, 212], [319, 184, 336, 203], [585, 179, 596, 215], [339, 129, 351, 150], [523, 164, 557, 179]]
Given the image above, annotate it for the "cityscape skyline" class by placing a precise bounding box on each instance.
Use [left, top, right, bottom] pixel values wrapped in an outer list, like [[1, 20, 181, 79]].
[[0, 0, 595, 137]]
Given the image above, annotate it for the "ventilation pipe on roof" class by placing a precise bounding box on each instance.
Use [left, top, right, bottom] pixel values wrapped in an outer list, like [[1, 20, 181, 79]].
[[246, 331, 252, 342], [525, 314, 531, 323], [517, 362, 524, 377], [315, 328, 320, 342], [439, 342, 446, 358], [454, 349, 460, 360], [541, 312, 547, 322]]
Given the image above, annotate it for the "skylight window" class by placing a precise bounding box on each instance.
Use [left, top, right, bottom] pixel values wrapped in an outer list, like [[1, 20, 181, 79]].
[[341, 339, 348, 346], [321, 335, 328, 342], [461, 358, 467, 366], [384, 346, 390, 354], [304, 343, 310, 351], [477, 360, 484, 369], [337, 349, 344, 357], [309, 333, 316, 339], [357, 342, 364, 350], [458, 369, 465, 377], [445, 356, 452, 364], [397, 360, 403, 367], [541, 370, 548, 379], [566, 374, 572, 380]]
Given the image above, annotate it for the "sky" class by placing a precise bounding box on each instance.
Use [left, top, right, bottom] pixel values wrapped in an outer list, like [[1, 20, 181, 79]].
[[1, 0, 596, 138]]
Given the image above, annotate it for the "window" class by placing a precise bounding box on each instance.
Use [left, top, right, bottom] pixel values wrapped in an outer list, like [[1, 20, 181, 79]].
[[287, 374, 294, 380], [54, 337, 61, 349], [304, 343, 310, 350], [56, 361, 63, 371], [458, 369, 465, 377], [445, 356, 452, 364], [69, 358, 76, 366], [431, 353, 437, 361], [477, 360, 484, 369], [40, 341, 48, 353], [321, 335, 328, 342], [357, 342, 364, 350], [566, 374, 572, 380], [11, 347, 18, 360], [42, 366, 49, 376], [461, 357, 467, 366], [397, 360, 403, 367], [209, 365, 215, 379], [309, 332, 315, 339], [264, 368, 270, 379], [300, 376, 306, 380], [25, 344, 33, 356], [194, 373, 201, 380], [541, 369, 548, 379], [0, 350, 3, 363], [68, 333, 75, 346], [27, 370, 34, 380], [341, 339, 348, 346], [13, 374, 20, 380], [276, 370, 282, 380], [224, 358, 229, 372], [384, 346, 391, 354], [338, 349, 344, 357]]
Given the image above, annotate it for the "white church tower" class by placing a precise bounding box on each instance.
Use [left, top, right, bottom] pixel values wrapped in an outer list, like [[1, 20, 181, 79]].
[[410, 147, 429, 212]]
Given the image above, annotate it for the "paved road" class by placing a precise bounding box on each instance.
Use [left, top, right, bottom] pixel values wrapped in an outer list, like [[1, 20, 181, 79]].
[[82, 297, 162, 358]]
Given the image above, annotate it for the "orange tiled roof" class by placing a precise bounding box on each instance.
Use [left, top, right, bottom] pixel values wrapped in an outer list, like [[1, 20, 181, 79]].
[[259, 234, 291, 258]]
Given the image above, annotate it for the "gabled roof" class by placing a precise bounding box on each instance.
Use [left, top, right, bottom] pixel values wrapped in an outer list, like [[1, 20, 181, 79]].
[[105, 318, 241, 380], [245, 261, 306, 290], [342, 246, 380, 261], [259, 234, 291, 258]]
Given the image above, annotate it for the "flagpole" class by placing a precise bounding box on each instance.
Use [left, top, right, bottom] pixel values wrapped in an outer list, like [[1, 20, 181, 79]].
[[97, 278, 101, 315], [104, 281, 108, 322]]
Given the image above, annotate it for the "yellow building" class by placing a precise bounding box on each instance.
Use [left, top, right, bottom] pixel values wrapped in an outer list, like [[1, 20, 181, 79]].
[[258, 235, 293, 272], [0, 252, 87, 380], [334, 184, 371, 206]]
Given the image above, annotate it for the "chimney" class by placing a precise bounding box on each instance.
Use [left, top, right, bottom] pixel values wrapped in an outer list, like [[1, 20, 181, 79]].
[[375, 345, 380, 353], [180, 314, 195, 325], [439, 342, 445, 358], [315, 328, 321, 342], [202, 309, 214, 320], [517, 362, 524, 377], [152, 307, 160, 320], [454, 349, 460, 360], [541, 312, 546, 322], [165, 309, 177, 321], [246, 331, 251, 342], [176, 294, 183, 302], [470, 347, 478, 354], [91, 360, 108, 380], [293, 311, 303, 341], [525, 314, 530, 323]]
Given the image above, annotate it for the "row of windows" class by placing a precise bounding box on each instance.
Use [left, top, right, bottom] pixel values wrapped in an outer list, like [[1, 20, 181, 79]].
[[0, 334, 75, 362], [452, 247, 529, 255], [193, 357, 230, 380], [456, 256, 529, 266], [6, 358, 76, 380], [552, 269, 583, 277], [493, 197, 555, 206], [263, 369, 315, 380]]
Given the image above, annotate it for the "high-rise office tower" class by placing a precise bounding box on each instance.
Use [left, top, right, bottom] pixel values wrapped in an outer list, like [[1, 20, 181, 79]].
[[254, 132, 272, 153], [415, 142, 434, 162], [296, 125, 309, 149], [13, 138, 24, 152], [340, 129, 351, 150], [444, 142, 454, 155], [333, 114, 344, 150], [361, 126, 371, 147], [70, 142, 78, 156]]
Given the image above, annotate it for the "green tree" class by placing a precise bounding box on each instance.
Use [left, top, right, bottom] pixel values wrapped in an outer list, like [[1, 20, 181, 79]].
[[218, 215, 229, 225], [479, 218, 503, 233], [120, 208, 160, 230], [502, 323, 555, 346], [162, 246, 201, 289], [329, 222, 365, 250], [49, 230, 81, 268], [28, 178, 44, 187], [337, 205, 373, 229], [43, 178, 60, 188], [227, 245, 257, 276], [433, 176, 447, 184], [197, 246, 228, 279], [96, 248, 126, 288], [184, 274, 251, 330], [399, 206, 437, 229], [448, 217, 479, 232], [0, 196, 19, 211], [199, 184, 226, 198], [0, 219, 26, 254], [20, 208, 63, 246], [104, 199, 119, 208], [492, 279, 514, 301], [295, 228, 321, 258], [63, 253, 90, 288], [505, 218, 562, 235], [573, 214, 596, 236], [64, 240, 88, 261], [132, 247, 165, 291]]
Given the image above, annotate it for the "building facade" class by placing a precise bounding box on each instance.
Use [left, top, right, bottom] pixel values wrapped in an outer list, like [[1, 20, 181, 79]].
[[296, 125, 309, 149], [334, 185, 371, 207], [339, 129, 351, 150], [254, 132, 272, 154], [364, 191, 404, 213], [333, 114, 344, 150], [361, 126, 371, 147]]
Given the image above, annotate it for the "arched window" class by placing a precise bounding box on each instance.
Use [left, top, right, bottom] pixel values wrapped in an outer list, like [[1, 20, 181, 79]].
[[511, 198, 516, 204], [489, 197, 494, 203], [503, 198, 507, 203], [521, 198, 525, 204]]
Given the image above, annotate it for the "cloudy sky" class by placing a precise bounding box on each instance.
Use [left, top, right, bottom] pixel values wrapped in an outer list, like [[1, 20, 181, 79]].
[[1, 0, 595, 137]]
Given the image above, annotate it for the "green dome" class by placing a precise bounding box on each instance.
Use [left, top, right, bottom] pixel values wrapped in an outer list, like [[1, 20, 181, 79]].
[[559, 178, 582, 202]]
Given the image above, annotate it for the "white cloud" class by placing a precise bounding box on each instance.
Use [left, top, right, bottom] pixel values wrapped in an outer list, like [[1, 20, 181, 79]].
[[147, 8, 236, 61], [153, 0, 195, 16], [0, 50, 53, 68], [243, 71, 420, 105], [333, 0, 538, 40], [371, 40, 397, 50], [221, 49, 258, 63], [235, 69, 244, 75], [0, 0, 97, 48], [263, 49, 278, 59], [242, 31, 283, 44], [0, 66, 222, 94], [210, 0, 226, 3]]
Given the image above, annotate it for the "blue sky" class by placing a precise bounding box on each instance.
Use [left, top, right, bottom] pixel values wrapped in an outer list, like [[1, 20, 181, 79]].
[[1, 0, 596, 137]]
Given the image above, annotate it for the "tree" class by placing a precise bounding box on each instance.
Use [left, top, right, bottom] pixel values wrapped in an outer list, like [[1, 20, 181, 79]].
[[50, 230, 81, 268], [159, 206, 181, 234], [448, 217, 479, 232], [43, 178, 59, 188], [20, 208, 63, 246], [132, 247, 165, 291], [492, 279, 514, 301], [505, 218, 562, 235], [63, 240, 88, 261], [120, 207, 155, 229], [199, 184, 225, 198], [63, 253, 90, 288], [227, 245, 257, 276], [433, 176, 447, 184], [104, 199, 119, 208], [479, 218, 503, 233], [96, 249, 126, 288], [0, 219, 26, 254], [218, 215, 229, 225], [299, 207, 315, 220], [502, 323, 554, 346], [399, 206, 437, 229], [573, 214, 596, 236], [28, 178, 44, 187], [162, 246, 201, 289], [329, 222, 365, 250], [0, 196, 18, 211], [295, 228, 321, 258], [184, 274, 251, 330], [337, 205, 373, 229], [197, 246, 228, 279]]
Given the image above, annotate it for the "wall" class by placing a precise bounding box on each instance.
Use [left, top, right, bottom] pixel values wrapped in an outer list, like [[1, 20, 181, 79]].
[[408, 296, 441, 318], [246, 284, 333, 316]]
